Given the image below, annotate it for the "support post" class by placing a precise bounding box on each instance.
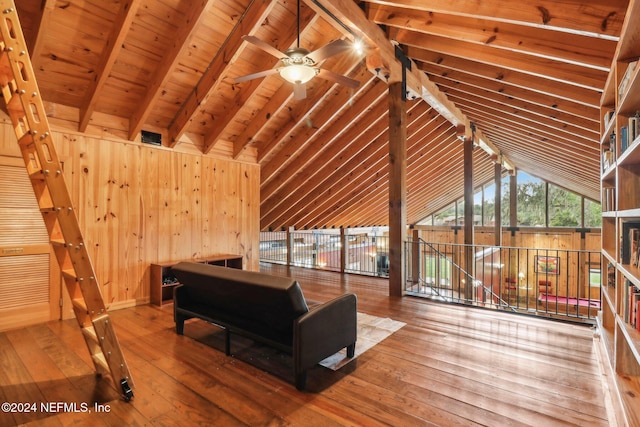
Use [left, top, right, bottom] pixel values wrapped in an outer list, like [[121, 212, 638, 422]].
[[388, 81, 407, 297], [463, 137, 474, 300], [494, 160, 502, 247]]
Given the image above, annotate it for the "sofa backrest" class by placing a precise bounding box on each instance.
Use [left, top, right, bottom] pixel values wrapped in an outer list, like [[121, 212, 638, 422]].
[[171, 262, 309, 338]]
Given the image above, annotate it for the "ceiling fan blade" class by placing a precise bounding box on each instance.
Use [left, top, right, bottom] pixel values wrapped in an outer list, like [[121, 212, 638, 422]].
[[242, 35, 285, 59], [293, 82, 307, 100], [317, 68, 360, 89], [306, 39, 352, 63], [234, 68, 279, 83]]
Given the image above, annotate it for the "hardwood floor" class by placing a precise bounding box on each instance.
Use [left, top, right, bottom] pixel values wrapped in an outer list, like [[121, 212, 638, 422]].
[[0, 264, 610, 426]]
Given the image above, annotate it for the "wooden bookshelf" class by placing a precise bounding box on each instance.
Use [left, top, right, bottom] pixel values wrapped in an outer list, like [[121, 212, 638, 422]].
[[598, 1, 640, 425], [150, 254, 243, 306]]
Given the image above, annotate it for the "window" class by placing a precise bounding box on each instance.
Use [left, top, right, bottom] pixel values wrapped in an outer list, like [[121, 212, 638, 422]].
[[584, 199, 602, 227], [548, 184, 580, 226], [483, 183, 496, 226]]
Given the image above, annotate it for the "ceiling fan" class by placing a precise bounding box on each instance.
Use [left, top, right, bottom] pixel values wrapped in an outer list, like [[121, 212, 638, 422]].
[[234, 0, 360, 99]]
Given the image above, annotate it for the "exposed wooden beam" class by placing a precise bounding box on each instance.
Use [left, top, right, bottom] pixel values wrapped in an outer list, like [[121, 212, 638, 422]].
[[408, 48, 601, 108], [28, 0, 55, 64], [167, 0, 276, 147], [362, 0, 626, 38], [204, 8, 320, 155], [259, 66, 376, 193], [78, 0, 142, 133], [395, 31, 608, 91], [368, 4, 616, 69], [306, 0, 514, 171], [422, 65, 600, 125], [127, 0, 213, 141]]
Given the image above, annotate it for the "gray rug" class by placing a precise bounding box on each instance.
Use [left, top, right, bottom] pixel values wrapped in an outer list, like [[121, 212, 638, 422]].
[[319, 312, 406, 370]]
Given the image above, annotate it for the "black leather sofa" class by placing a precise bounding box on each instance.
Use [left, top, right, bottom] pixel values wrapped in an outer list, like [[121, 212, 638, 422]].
[[171, 261, 357, 390]]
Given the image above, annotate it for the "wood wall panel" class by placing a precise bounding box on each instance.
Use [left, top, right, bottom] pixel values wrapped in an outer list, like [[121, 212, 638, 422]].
[[1, 122, 259, 323]]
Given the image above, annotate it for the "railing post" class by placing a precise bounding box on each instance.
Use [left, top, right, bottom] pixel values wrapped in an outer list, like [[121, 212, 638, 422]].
[[286, 226, 294, 267], [340, 227, 346, 274], [410, 228, 420, 285]]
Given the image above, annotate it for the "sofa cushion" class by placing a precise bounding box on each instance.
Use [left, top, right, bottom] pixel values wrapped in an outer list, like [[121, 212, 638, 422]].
[[171, 262, 309, 343]]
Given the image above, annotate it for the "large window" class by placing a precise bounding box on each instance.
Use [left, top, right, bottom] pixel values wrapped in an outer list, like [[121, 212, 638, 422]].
[[421, 171, 601, 228], [548, 184, 580, 226]]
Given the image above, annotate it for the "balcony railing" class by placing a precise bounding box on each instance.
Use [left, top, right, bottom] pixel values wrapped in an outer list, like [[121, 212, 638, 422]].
[[259, 231, 601, 323], [404, 239, 601, 322], [259, 230, 390, 276]]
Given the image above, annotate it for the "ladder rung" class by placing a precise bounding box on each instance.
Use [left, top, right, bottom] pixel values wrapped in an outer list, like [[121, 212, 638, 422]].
[[62, 269, 77, 281], [91, 353, 110, 374], [39, 206, 56, 213], [29, 170, 44, 180], [81, 325, 99, 344], [71, 298, 87, 314], [18, 132, 33, 147], [5, 88, 22, 111], [50, 238, 66, 248]]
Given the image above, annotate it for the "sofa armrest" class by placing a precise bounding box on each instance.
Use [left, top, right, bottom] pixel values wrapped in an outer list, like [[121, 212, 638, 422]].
[[293, 293, 357, 388]]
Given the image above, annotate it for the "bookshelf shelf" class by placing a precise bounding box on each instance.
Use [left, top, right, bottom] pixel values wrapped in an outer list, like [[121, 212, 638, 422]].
[[598, 1, 640, 424]]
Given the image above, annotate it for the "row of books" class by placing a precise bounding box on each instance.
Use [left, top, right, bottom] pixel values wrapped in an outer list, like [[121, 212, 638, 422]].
[[625, 280, 640, 331], [621, 222, 640, 266], [620, 115, 640, 154]]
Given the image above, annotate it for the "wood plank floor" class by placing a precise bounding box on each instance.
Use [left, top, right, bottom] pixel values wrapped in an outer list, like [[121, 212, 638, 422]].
[[0, 264, 610, 426]]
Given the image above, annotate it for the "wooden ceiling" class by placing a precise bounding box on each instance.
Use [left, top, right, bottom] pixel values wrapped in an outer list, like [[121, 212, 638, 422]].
[[13, 0, 629, 231]]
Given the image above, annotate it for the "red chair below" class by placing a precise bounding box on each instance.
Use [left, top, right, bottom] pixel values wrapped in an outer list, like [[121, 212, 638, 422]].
[[538, 280, 553, 295], [505, 277, 517, 290]]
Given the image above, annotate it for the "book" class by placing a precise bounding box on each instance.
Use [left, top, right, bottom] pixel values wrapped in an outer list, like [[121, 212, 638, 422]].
[[631, 289, 640, 327], [621, 126, 629, 153], [631, 228, 640, 267], [630, 115, 640, 143], [636, 299, 640, 331], [621, 222, 640, 265]]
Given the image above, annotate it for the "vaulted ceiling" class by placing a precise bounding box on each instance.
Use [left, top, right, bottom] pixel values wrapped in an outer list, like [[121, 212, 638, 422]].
[[13, 0, 629, 230]]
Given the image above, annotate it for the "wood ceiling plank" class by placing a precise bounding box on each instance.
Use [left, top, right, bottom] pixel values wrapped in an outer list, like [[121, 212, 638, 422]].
[[395, 31, 608, 90], [259, 63, 373, 184], [261, 85, 394, 228], [450, 94, 599, 154], [167, 0, 277, 147], [202, 9, 322, 154], [260, 69, 379, 197], [368, 4, 616, 69], [125, 0, 214, 141], [232, 82, 292, 159], [408, 48, 601, 107], [298, 106, 449, 229], [79, 0, 142, 132], [361, 0, 627, 38], [273, 102, 431, 229], [421, 63, 600, 124], [435, 82, 599, 141]]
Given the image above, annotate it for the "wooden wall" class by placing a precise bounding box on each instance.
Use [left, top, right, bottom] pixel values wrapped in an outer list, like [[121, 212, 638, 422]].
[[0, 120, 259, 327]]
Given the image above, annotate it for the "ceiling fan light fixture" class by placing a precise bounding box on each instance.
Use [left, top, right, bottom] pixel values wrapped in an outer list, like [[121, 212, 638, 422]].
[[279, 64, 317, 84]]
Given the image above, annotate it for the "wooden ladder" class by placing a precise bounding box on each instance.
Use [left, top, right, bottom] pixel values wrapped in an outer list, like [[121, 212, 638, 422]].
[[0, 1, 134, 400]]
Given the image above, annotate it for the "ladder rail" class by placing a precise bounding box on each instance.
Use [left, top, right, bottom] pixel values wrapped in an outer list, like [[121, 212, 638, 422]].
[[0, 1, 133, 399]]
